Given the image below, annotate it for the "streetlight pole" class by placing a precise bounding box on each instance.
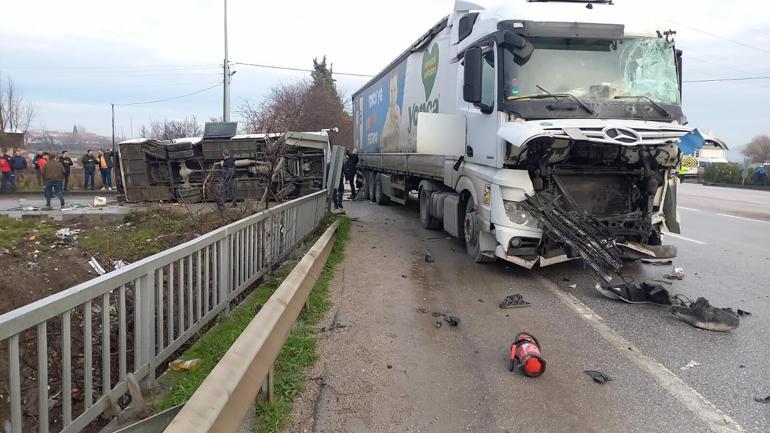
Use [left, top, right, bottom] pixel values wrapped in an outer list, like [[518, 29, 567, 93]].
[[111, 103, 116, 152], [223, 0, 230, 122]]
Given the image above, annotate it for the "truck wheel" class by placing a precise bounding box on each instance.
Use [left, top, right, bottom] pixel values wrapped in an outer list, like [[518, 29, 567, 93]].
[[463, 197, 495, 263], [374, 173, 390, 205], [419, 188, 441, 229]]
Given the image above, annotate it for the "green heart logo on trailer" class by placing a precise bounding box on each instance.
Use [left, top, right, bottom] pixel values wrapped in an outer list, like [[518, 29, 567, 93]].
[[422, 44, 439, 98]]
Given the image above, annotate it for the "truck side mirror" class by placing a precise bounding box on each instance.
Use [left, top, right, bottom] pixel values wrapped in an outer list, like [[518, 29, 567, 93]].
[[463, 46, 483, 104]]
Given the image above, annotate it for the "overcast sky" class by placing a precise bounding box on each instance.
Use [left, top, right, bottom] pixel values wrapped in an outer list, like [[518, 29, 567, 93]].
[[1, 0, 769, 159]]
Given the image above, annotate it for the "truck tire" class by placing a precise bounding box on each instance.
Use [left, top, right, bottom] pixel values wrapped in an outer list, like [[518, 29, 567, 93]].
[[463, 197, 495, 263], [419, 188, 441, 229], [374, 173, 390, 205], [367, 171, 376, 202]]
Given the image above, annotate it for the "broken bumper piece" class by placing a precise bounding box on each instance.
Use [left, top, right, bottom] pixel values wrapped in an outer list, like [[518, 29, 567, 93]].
[[617, 243, 677, 260]]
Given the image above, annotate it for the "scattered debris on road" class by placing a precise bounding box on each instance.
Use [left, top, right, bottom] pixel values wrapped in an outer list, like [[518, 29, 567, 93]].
[[499, 293, 531, 309], [737, 309, 752, 316], [431, 311, 445, 317], [55, 228, 82, 243], [680, 360, 701, 371], [509, 333, 546, 377], [424, 251, 434, 263], [444, 315, 460, 327], [671, 297, 740, 332], [652, 279, 673, 286], [568, 284, 577, 289], [584, 370, 612, 384], [754, 395, 770, 404], [401, 274, 407, 278], [640, 259, 673, 266], [416, 307, 428, 314], [595, 282, 671, 305], [434, 320, 442, 328], [664, 267, 686, 280]]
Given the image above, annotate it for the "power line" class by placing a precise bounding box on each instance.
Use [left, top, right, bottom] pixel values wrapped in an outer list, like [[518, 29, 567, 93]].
[[115, 82, 222, 106], [668, 19, 770, 56], [232, 61, 373, 78], [704, 12, 770, 40], [4, 64, 221, 72], [684, 76, 770, 83]]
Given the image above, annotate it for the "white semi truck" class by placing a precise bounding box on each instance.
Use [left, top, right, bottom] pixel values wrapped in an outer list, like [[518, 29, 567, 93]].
[[353, 0, 694, 277]]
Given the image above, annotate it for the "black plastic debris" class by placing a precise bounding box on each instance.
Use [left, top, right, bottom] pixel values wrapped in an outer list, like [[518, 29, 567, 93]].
[[416, 307, 428, 314], [596, 282, 671, 305], [387, 364, 393, 369], [401, 274, 408, 278], [444, 315, 460, 327], [640, 259, 673, 266], [431, 312, 445, 317], [425, 252, 434, 263], [584, 370, 612, 384], [670, 297, 739, 332], [499, 294, 531, 309], [737, 309, 752, 316], [754, 396, 770, 404]]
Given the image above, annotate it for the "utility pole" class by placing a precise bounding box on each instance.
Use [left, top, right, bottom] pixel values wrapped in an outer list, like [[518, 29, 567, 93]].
[[111, 103, 116, 152], [223, 0, 230, 122]]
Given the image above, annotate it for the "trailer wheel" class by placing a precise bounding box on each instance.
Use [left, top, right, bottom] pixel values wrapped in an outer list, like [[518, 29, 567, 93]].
[[374, 173, 390, 205], [463, 196, 495, 263], [419, 188, 441, 229], [367, 171, 376, 202]]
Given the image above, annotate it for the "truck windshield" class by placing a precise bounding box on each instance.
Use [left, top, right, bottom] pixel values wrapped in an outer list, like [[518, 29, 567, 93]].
[[502, 36, 680, 111]]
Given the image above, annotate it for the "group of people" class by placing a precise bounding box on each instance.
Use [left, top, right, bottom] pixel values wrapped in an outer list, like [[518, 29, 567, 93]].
[[0, 148, 115, 209], [334, 148, 359, 210]]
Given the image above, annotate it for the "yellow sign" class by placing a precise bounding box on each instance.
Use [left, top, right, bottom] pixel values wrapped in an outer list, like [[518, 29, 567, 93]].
[[483, 184, 491, 204], [682, 156, 699, 168]]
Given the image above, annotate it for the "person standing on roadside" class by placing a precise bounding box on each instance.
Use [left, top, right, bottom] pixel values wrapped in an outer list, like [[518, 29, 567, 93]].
[[0, 153, 12, 193], [222, 150, 237, 207], [81, 149, 97, 190], [97, 149, 113, 190], [37, 152, 49, 187], [346, 148, 359, 199], [32, 151, 43, 185], [58, 150, 74, 191], [41, 153, 65, 209], [9, 150, 27, 193]]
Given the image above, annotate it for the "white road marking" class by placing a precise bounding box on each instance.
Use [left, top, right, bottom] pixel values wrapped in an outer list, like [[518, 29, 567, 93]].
[[663, 232, 707, 245], [716, 213, 770, 225], [678, 206, 701, 212], [535, 275, 745, 433]]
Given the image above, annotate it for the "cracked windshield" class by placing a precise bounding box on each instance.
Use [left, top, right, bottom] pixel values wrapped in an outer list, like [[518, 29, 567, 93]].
[[505, 37, 681, 104]]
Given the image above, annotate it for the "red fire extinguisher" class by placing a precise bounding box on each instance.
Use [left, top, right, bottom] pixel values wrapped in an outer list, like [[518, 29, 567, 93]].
[[509, 332, 546, 377]]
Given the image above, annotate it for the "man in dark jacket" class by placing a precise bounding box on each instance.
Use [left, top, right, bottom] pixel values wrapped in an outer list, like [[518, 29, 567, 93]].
[[81, 150, 97, 190], [9, 150, 27, 193], [32, 151, 43, 185], [345, 148, 359, 199], [58, 150, 74, 191], [222, 150, 237, 207], [41, 153, 66, 209]]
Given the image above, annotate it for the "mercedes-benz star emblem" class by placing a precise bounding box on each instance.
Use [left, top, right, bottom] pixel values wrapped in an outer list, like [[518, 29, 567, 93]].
[[603, 127, 641, 145]]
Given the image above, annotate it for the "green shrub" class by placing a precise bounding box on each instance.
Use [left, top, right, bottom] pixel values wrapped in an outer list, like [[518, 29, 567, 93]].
[[703, 163, 745, 185]]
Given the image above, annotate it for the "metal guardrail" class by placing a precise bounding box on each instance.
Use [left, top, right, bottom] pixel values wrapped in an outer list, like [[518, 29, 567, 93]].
[[0, 190, 328, 433], [163, 220, 340, 433]]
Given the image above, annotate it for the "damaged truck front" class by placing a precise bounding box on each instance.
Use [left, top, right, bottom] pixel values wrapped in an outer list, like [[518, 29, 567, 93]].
[[354, 0, 694, 272]]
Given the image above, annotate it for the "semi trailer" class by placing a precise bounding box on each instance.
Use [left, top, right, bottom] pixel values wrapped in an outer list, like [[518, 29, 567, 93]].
[[353, 0, 699, 276]]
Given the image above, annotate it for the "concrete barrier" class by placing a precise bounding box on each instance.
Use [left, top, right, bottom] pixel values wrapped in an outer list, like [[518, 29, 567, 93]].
[[163, 219, 340, 433]]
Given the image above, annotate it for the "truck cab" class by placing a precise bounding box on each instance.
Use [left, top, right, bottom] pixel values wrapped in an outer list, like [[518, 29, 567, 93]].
[[354, 0, 697, 274]]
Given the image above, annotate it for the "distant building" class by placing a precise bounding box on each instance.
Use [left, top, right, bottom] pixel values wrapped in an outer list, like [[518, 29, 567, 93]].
[[0, 129, 26, 153]]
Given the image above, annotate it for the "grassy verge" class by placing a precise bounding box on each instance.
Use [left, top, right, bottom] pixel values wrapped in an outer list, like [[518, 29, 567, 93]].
[[154, 216, 351, 422], [255, 217, 351, 433], [0, 215, 52, 249]]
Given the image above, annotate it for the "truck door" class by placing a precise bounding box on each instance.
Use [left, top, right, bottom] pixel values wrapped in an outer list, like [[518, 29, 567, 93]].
[[463, 42, 500, 167]]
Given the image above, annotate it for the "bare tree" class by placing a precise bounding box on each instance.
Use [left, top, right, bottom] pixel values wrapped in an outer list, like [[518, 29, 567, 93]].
[[140, 116, 202, 140], [742, 135, 770, 163], [0, 74, 35, 150]]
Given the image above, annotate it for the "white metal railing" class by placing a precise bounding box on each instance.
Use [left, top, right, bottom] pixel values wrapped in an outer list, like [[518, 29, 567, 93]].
[[0, 190, 328, 433]]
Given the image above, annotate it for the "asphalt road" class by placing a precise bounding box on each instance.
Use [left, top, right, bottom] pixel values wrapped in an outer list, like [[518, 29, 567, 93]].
[[287, 184, 768, 433]]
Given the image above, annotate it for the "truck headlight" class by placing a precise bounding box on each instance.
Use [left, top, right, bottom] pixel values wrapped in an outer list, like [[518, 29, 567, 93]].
[[504, 201, 534, 226]]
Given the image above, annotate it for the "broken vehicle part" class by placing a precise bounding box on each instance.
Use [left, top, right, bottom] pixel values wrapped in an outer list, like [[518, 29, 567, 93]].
[[640, 259, 673, 266], [444, 315, 460, 327], [737, 309, 751, 316], [499, 294, 531, 309], [523, 189, 623, 284], [595, 282, 671, 305], [584, 370, 612, 384], [664, 266, 685, 280], [754, 396, 770, 404], [670, 297, 739, 332]]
